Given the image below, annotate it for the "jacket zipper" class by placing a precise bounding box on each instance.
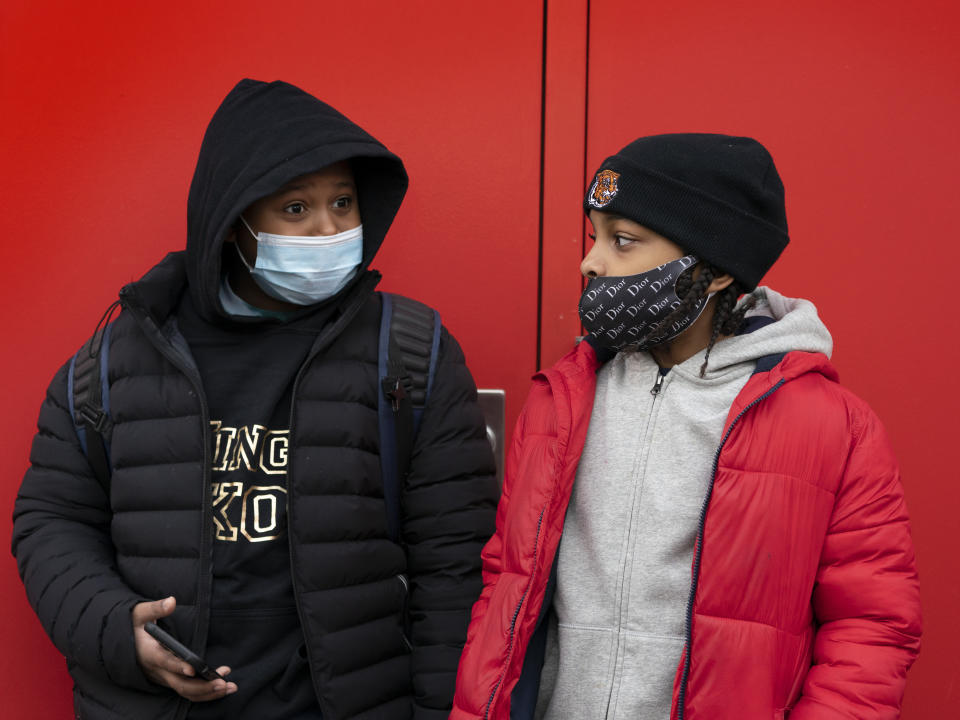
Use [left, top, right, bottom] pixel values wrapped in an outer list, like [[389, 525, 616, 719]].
[[283, 277, 380, 712], [119, 295, 214, 720], [123, 271, 376, 718], [675, 378, 786, 720], [285, 356, 317, 704], [483, 505, 547, 720]]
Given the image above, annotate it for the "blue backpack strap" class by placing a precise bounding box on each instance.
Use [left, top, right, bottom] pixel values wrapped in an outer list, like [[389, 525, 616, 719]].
[[378, 292, 442, 544], [378, 293, 403, 544], [70, 315, 115, 497]]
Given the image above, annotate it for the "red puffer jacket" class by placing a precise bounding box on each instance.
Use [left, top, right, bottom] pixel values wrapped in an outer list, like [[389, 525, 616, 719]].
[[452, 340, 920, 720]]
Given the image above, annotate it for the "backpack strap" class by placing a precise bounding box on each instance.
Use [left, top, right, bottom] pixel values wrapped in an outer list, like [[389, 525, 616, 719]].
[[68, 321, 114, 497], [378, 292, 442, 544]]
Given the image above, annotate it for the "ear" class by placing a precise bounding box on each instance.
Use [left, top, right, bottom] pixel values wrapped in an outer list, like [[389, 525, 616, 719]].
[[706, 272, 735, 295]]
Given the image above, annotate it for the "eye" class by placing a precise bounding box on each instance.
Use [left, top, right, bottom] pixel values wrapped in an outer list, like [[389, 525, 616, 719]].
[[614, 235, 636, 248], [283, 202, 307, 215], [333, 195, 353, 210]]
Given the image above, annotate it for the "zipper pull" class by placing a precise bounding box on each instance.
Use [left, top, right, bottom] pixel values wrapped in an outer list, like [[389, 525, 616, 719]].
[[650, 371, 666, 396]]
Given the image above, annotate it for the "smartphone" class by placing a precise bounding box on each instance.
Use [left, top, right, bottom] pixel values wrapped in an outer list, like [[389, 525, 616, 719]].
[[144, 622, 223, 681]]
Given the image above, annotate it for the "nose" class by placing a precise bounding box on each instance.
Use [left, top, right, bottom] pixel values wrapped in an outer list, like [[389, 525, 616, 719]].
[[310, 209, 341, 236], [580, 242, 604, 279]]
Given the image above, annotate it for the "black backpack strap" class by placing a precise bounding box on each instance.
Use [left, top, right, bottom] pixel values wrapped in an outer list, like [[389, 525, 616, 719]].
[[378, 292, 442, 544], [68, 317, 115, 497]]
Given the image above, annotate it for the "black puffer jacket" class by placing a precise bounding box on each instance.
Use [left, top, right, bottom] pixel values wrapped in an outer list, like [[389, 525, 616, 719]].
[[12, 79, 498, 720]]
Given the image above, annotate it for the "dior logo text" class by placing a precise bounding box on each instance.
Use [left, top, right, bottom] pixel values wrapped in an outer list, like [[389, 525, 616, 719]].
[[582, 303, 605, 322], [625, 278, 650, 296], [647, 296, 672, 316], [649, 273, 675, 294], [605, 301, 626, 321], [585, 287, 605, 303], [604, 278, 627, 299], [625, 300, 648, 317], [606, 323, 625, 339]]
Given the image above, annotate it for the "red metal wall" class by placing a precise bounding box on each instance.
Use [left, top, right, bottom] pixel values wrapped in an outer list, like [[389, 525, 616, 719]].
[[2, 0, 956, 716]]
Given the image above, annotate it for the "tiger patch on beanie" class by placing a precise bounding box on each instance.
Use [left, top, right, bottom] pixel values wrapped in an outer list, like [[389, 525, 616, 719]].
[[587, 169, 620, 208]]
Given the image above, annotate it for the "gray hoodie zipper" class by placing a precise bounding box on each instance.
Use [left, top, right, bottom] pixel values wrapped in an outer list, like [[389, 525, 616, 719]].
[[604, 366, 668, 718], [650, 370, 666, 396]]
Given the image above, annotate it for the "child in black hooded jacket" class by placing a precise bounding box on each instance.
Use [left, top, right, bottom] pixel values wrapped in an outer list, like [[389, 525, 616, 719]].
[[12, 79, 498, 720]]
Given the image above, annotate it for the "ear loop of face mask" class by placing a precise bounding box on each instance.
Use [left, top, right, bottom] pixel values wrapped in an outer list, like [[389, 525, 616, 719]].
[[234, 222, 256, 272], [233, 215, 269, 272]]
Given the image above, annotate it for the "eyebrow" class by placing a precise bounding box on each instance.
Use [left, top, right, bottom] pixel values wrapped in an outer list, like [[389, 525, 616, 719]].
[[275, 179, 355, 194]]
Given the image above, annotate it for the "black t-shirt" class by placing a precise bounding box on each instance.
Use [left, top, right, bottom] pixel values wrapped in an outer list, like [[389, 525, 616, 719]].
[[177, 291, 332, 719]]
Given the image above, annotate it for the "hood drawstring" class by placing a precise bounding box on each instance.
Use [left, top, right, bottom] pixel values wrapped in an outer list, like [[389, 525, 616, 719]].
[[86, 300, 121, 359]]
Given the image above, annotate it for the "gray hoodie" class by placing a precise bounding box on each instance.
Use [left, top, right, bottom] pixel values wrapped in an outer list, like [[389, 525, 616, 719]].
[[535, 288, 833, 720]]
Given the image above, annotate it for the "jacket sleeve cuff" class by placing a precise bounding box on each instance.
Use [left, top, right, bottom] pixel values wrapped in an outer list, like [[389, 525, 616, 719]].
[[99, 595, 160, 693]]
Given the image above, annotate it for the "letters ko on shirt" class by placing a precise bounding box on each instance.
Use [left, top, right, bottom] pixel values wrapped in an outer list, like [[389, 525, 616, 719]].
[[210, 421, 290, 544]]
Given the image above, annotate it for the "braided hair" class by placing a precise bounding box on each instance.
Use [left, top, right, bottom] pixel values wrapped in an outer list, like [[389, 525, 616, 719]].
[[634, 262, 756, 376]]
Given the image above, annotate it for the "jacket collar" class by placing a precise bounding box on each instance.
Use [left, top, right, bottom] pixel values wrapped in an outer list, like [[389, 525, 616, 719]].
[[726, 349, 838, 429], [118, 252, 188, 325]]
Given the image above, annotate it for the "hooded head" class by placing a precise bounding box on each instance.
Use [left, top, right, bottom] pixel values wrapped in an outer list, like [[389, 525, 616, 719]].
[[583, 133, 789, 291], [186, 79, 408, 320]]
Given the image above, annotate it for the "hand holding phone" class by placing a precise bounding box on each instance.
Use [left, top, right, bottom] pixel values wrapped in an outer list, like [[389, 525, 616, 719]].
[[145, 622, 223, 681], [132, 596, 237, 702]]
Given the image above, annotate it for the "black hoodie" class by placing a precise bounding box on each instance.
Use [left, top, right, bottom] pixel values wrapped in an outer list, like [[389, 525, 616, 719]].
[[186, 78, 408, 322], [180, 79, 417, 719], [13, 79, 497, 720]]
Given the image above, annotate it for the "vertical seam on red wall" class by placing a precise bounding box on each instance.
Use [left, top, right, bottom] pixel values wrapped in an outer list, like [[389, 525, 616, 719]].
[[536, 0, 549, 371], [538, 0, 588, 369], [582, 0, 591, 267]]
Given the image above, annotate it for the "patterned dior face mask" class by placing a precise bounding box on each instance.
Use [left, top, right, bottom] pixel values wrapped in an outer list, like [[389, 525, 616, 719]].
[[578, 255, 710, 352]]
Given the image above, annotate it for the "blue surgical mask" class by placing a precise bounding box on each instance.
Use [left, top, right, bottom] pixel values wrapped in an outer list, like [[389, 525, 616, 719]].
[[236, 217, 363, 305]]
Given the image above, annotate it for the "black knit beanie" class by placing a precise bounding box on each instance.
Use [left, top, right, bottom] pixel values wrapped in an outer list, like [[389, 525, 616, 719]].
[[583, 133, 789, 291]]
